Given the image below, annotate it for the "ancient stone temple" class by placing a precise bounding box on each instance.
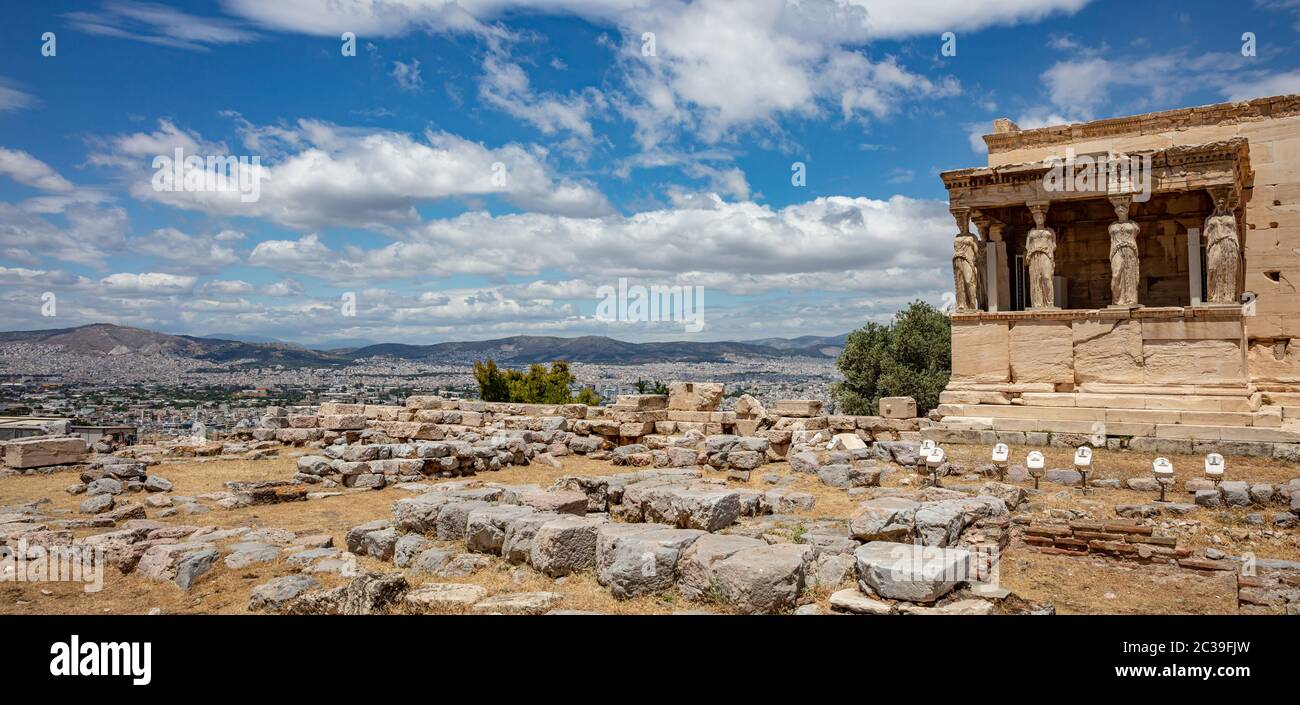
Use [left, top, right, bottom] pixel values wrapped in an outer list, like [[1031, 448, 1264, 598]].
[[931, 93, 1300, 457]]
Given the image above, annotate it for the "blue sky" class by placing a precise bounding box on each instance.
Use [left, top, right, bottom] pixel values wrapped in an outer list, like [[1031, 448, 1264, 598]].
[[1, 0, 1298, 345]]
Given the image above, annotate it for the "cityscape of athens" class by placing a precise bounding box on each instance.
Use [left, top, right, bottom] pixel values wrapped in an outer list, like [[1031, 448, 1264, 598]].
[[1, 1, 1297, 685]]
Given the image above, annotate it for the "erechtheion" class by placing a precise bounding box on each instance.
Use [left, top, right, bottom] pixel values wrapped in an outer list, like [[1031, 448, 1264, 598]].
[[932, 93, 1300, 457]]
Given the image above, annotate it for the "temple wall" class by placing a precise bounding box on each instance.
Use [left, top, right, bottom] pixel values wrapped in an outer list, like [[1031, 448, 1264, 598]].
[[950, 311, 1247, 388], [985, 110, 1300, 385]]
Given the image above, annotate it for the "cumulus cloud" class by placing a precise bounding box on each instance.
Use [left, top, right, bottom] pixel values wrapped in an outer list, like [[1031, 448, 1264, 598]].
[[0, 148, 75, 192], [95, 118, 613, 226], [212, 1, 1101, 148], [0, 202, 129, 269], [98, 271, 197, 296], [248, 193, 953, 292], [128, 227, 243, 273]]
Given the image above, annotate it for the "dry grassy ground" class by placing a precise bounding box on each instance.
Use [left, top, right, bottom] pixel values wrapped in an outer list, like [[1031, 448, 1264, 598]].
[[1, 440, 1295, 615]]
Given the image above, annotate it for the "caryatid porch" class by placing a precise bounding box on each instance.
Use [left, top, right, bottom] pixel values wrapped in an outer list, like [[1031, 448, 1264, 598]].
[[930, 137, 1288, 448]]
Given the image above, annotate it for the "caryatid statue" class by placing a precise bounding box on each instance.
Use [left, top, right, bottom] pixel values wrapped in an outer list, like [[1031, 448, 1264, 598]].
[[1204, 188, 1241, 305], [951, 207, 981, 312], [1025, 202, 1056, 309], [1108, 195, 1140, 307]]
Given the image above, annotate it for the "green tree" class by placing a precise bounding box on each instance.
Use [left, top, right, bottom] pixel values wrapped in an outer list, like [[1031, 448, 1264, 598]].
[[472, 359, 511, 402], [832, 300, 950, 416], [474, 358, 602, 405]]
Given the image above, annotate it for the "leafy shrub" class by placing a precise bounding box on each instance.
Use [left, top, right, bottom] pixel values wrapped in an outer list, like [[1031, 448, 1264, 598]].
[[832, 300, 950, 416]]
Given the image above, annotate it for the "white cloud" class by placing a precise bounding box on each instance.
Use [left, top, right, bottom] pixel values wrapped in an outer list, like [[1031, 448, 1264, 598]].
[[220, 0, 1097, 148], [392, 59, 423, 91], [129, 228, 243, 273], [478, 50, 607, 156], [98, 119, 613, 226], [1223, 69, 1300, 102], [262, 279, 305, 297], [0, 79, 35, 113], [0, 148, 75, 192], [99, 271, 197, 296], [1041, 50, 1248, 120], [0, 202, 129, 269], [65, 1, 259, 51], [248, 193, 954, 294], [201, 279, 255, 295]]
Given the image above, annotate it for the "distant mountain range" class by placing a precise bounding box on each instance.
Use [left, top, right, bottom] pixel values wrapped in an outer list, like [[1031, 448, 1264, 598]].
[[0, 323, 848, 367]]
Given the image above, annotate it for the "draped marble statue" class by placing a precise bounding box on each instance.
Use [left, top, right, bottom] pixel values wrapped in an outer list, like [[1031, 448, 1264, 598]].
[[1108, 195, 1140, 307], [1025, 203, 1056, 309], [1204, 189, 1241, 305], [951, 208, 981, 312]]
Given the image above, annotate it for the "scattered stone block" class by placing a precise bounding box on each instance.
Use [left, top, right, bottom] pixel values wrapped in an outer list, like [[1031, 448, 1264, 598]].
[[855, 541, 971, 603]]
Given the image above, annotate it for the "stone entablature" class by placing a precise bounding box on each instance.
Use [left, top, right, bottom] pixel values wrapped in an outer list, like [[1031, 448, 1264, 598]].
[[942, 138, 1251, 210], [983, 94, 1300, 155]]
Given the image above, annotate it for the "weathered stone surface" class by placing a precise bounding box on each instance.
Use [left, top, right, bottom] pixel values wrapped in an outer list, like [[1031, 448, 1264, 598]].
[[675, 533, 767, 602], [471, 591, 563, 615], [668, 382, 724, 411], [760, 488, 816, 514], [3, 437, 87, 469], [951, 321, 1009, 383], [855, 541, 971, 603], [501, 511, 562, 565], [1044, 468, 1082, 485], [788, 451, 820, 474], [661, 487, 740, 531], [86, 478, 124, 496], [849, 497, 919, 542], [391, 495, 450, 533], [598, 528, 704, 599], [530, 515, 606, 577], [466, 505, 536, 554], [79, 494, 115, 514], [1220, 481, 1251, 507], [1009, 320, 1074, 384], [879, 397, 917, 419], [224, 542, 281, 569], [712, 543, 813, 614], [249, 575, 321, 612], [435, 500, 493, 541], [1126, 477, 1160, 491], [174, 547, 219, 591], [509, 489, 588, 515], [337, 572, 408, 615], [345, 519, 392, 554], [1195, 489, 1222, 507], [403, 583, 488, 611], [1072, 318, 1142, 384], [829, 588, 895, 614]]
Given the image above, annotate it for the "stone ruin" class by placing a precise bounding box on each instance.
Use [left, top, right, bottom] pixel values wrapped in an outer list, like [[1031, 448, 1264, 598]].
[[6, 377, 1300, 616]]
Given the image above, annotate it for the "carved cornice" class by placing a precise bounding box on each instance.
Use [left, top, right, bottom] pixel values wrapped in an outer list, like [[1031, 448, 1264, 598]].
[[942, 138, 1251, 211], [982, 93, 1300, 154]]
